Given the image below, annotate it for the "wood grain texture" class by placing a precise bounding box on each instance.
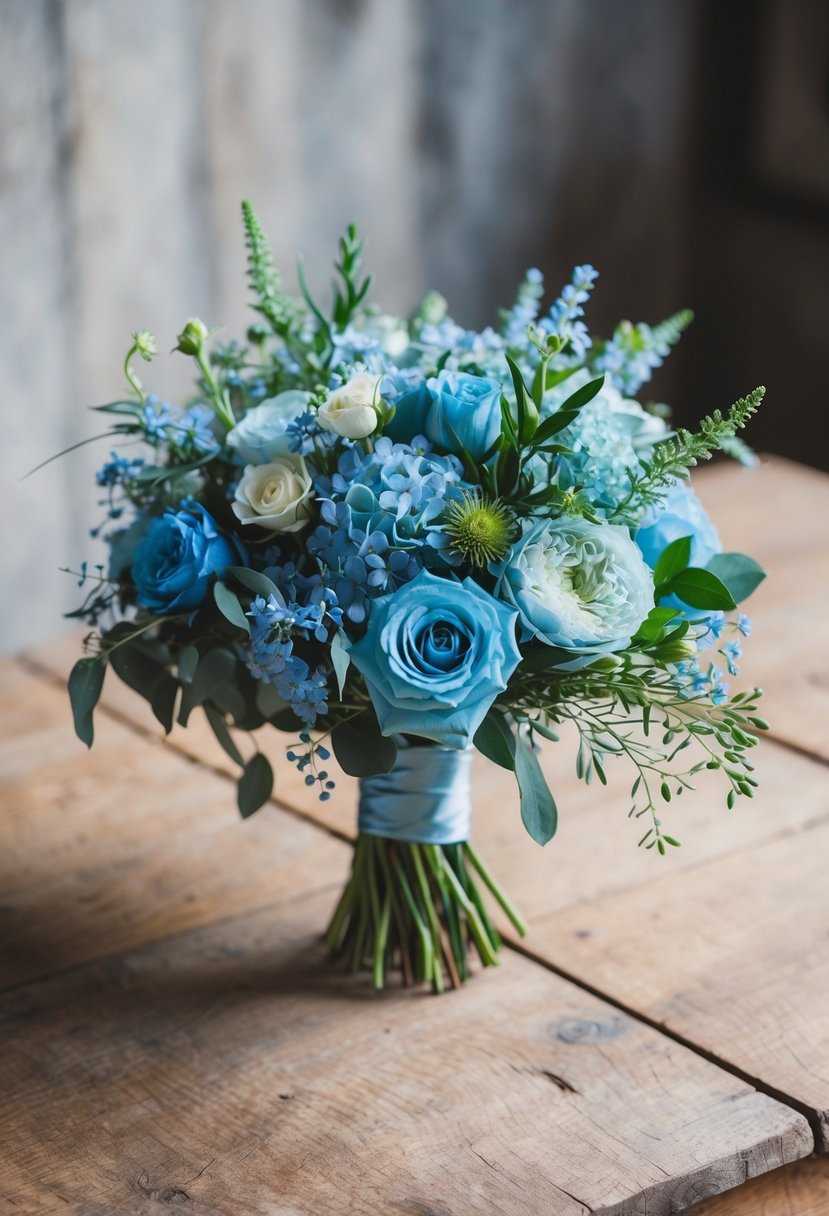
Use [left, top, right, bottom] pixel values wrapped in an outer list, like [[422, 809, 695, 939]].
[[0, 889, 811, 1216], [0, 659, 347, 990], [693, 455, 829, 761], [689, 1153, 829, 1215]]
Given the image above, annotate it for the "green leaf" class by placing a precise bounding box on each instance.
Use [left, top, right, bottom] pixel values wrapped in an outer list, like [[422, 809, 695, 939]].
[[68, 658, 106, 748], [204, 704, 245, 767], [631, 606, 681, 645], [108, 643, 165, 703], [237, 753, 274, 818], [213, 581, 251, 634], [91, 399, 145, 416], [653, 535, 692, 586], [178, 647, 236, 726], [331, 713, 397, 777], [514, 733, 558, 845], [177, 645, 199, 684], [226, 566, 280, 601], [706, 553, 766, 604], [150, 676, 179, 734], [659, 567, 737, 611], [505, 353, 539, 442], [558, 373, 605, 413], [474, 711, 516, 771], [330, 631, 351, 699]]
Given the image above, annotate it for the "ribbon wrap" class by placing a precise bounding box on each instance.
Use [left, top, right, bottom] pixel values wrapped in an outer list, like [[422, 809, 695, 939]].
[[358, 745, 472, 844]]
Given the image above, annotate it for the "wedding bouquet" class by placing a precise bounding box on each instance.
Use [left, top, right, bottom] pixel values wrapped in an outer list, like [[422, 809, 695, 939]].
[[57, 202, 767, 991]]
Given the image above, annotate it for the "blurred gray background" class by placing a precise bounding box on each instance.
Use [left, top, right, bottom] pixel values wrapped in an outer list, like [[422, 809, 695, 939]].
[[2, 0, 828, 652]]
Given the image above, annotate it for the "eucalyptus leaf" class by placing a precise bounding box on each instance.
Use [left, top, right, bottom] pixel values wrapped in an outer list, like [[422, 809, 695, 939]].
[[178, 647, 237, 726], [237, 753, 274, 818], [474, 710, 516, 771], [68, 657, 106, 748], [177, 645, 199, 684], [226, 566, 281, 601], [514, 732, 558, 845], [330, 631, 351, 699], [150, 676, 179, 734], [332, 714, 397, 777], [213, 581, 251, 634], [204, 703, 245, 767], [706, 552, 766, 604]]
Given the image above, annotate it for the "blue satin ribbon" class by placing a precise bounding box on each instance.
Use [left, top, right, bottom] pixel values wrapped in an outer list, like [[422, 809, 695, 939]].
[[358, 745, 472, 844]]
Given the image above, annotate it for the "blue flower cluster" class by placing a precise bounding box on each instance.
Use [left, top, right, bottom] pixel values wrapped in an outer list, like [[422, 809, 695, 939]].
[[308, 436, 465, 622], [541, 264, 599, 361], [245, 585, 340, 725]]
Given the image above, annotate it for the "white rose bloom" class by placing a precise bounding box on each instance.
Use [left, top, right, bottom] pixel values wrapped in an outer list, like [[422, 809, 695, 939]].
[[232, 454, 314, 532], [317, 373, 380, 439], [226, 391, 309, 464]]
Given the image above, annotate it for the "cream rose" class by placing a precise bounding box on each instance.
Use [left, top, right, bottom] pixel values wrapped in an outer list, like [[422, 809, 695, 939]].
[[232, 454, 314, 532], [317, 373, 380, 439]]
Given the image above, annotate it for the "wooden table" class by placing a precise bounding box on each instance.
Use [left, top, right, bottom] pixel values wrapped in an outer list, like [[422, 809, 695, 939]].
[[2, 455, 828, 1215]]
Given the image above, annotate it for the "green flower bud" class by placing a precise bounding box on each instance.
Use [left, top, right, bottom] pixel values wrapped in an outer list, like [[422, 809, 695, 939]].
[[175, 317, 209, 356], [132, 329, 157, 361]]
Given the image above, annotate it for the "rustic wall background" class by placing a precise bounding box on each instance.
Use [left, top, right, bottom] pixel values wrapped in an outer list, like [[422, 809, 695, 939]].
[[2, 0, 827, 652]]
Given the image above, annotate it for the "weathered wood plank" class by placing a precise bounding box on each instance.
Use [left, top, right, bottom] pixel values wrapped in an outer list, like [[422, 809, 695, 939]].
[[523, 810, 829, 1152], [0, 659, 346, 990], [693, 455, 829, 761], [0, 887, 811, 1216], [690, 1153, 829, 1214]]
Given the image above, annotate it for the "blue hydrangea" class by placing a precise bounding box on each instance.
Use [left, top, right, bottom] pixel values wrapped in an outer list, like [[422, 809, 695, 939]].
[[244, 587, 337, 726]]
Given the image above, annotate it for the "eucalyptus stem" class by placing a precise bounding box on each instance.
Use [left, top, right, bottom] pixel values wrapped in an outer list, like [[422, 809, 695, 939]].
[[325, 835, 524, 993]]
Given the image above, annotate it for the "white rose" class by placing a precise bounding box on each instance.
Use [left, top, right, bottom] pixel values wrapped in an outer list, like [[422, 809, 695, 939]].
[[226, 391, 309, 464], [232, 454, 314, 532], [317, 373, 380, 439]]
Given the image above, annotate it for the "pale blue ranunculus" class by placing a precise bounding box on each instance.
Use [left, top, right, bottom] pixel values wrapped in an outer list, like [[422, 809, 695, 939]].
[[132, 502, 243, 614], [347, 568, 521, 748], [424, 370, 502, 460], [226, 391, 309, 464], [493, 517, 653, 669], [635, 480, 721, 571]]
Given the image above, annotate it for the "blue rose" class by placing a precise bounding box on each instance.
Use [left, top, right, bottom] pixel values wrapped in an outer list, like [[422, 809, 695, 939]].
[[226, 391, 309, 464], [383, 380, 432, 443], [424, 370, 502, 460], [493, 517, 653, 670], [132, 502, 243, 614], [635, 481, 721, 570], [346, 568, 521, 748]]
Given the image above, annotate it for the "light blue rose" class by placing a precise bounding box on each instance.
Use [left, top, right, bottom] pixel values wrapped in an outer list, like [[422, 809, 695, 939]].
[[346, 568, 521, 748], [132, 501, 244, 614], [635, 480, 721, 570], [493, 517, 653, 669], [226, 391, 309, 464], [424, 370, 502, 460]]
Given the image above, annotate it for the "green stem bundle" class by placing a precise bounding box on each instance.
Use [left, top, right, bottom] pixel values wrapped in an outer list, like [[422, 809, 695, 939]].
[[325, 836, 527, 992]]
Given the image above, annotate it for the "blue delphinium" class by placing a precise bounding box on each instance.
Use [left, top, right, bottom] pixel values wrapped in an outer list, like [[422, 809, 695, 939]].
[[592, 311, 693, 397], [502, 268, 544, 348], [540, 264, 599, 361]]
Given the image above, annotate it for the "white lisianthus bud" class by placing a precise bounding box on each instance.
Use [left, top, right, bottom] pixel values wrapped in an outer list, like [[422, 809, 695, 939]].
[[316, 373, 380, 439], [232, 454, 314, 532]]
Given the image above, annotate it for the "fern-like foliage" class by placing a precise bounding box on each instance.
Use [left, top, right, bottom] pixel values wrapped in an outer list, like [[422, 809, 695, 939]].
[[241, 200, 293, 338], [612, 385, 765, 518]]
